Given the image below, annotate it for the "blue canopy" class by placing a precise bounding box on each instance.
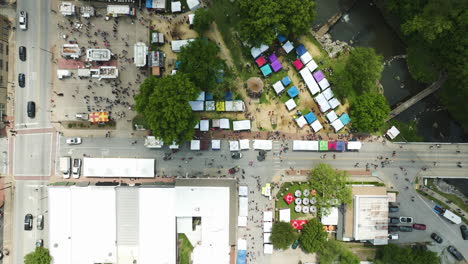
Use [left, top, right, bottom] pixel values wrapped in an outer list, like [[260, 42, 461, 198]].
[[287, 86, 299, 98], [146, 0, 152, 8], [175, 61, 181, 69], [281, 76, 291, 87], [237, 250, 247, 264], [336, 141, 346, 151], [296, 44, 307, 56], [224, 92, 233, 101], [205, 92, 213, 101], [277, 34, 287, 43], [304, 112, 316, 124], [260, 64, 272, 76], [339, 113, 351, 125]]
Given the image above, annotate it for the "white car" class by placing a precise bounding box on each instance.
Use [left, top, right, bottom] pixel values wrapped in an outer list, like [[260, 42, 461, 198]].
[[72, 158, 81, 178], [19, 11, 27, 30], [399, 216, 413, 223], [66, 137, 82, 145]]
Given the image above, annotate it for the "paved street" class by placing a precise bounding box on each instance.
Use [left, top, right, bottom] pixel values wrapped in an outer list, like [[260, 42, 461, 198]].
[[13, 133, 52, 176]]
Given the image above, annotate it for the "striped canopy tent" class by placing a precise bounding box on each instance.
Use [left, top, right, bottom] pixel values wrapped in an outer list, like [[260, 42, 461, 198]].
[[89, 112, 109, 123]]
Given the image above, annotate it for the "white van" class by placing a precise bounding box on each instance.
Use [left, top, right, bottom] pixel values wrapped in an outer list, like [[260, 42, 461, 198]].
[[60, 157, 71, 178]]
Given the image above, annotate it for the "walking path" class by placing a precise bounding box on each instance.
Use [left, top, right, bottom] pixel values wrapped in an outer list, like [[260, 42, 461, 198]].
[[417, 185, 467, 223]]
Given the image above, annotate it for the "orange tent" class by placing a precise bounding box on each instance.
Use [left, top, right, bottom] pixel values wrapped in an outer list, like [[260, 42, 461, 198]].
[[89, 112, 109, 123]]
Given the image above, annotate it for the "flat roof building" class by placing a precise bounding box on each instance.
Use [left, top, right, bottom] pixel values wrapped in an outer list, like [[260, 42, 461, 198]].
[[61, 44, 81, 59], [134, 42, 148, 67], [86, 48, 112, 62]]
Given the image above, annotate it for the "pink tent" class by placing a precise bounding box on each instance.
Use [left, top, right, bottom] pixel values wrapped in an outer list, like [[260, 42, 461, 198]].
[[328, 141, 337, 150], [293, 59, 303, 71]]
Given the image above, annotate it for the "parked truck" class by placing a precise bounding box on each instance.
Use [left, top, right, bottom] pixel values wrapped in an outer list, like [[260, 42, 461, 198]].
[[60, 157, 71, 179], [433, 204, 462, 224]]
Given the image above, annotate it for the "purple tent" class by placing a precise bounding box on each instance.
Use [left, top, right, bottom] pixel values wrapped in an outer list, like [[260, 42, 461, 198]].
[[268, 53, 278, 63], [313, 70, 325, 82], [271, 60, 283, 72]]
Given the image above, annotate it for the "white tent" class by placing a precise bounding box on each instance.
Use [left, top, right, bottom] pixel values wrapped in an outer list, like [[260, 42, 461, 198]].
[[282, 41, 294, 54], [238, 239, 247, 251], [306, 60, 318, 72], [238, 216, 247, 227], [187, 0, 200, 10], [239, 139, 250, 150], [263, 211, 273, 222], [169, 142, 179, 149], [386, 126, 400, 139], [220, 118, 230, 129], [239, 197, 248, 217], [171, 1, 181, 12], [295, 116, 307, 128], [347, 141, 362, 150], [326, 111, 338, 123], [263, 244, 273, 254], [321, 207, 339, 225], [300, 68, 320, 95], [196, 91, 205, 101], [292, 140, 318, 151], [225, 100, 245, 112], [314, 93, 331, 112], [279, 208, 291, 222], [328, 98, 340, 109], [253, 140, 273, 150], [211, 140, 221, 150], [190, 140, 200, 150], [318, 78, 330, 90], [300, 51, 312, 65], [272, 81, 285, 95], [188, 14, 195, 25], [311, 120, 323, 132], [205, 101, 215, 111], [229, 141, 240, 151], [171, 39, 195, 52], [250, 44, 269, 58], [83, 158, 154, 178], [322, 88, 334, 100], [57, 70, 71, 79], [331, 119, 344, 132], [189, 101, 204, 111], [263, 222, 273, 232], [199, 120, 209, 131], [263, 233, 271, 243], [233, 120, 251, 131], [239, 186, 248, 196], [285, 98, 297, 111]]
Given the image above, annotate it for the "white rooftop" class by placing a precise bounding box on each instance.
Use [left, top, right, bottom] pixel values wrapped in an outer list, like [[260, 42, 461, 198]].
[[321, 207, 339, 226], [353, 195, 389, 240], [82, 158, 154, 178], [285, 98, 297, 111], [272, 81, 285, 95]]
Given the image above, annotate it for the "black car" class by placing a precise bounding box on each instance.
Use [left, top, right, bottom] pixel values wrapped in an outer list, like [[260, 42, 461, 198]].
[[389, 205, 399, 213], [447, 246, 464, 261], [19, 46, 26, 61], [24, 214, 33, 230], [231, 152, 242, 159], [431, 233, 443, 244], [399, 226, 413, 232], [18, 73, 25, 88], [389, 225, 399, 232], [388, 217, 399, 224], [27, 101, 35, 118], [460, 225, 468, 240]]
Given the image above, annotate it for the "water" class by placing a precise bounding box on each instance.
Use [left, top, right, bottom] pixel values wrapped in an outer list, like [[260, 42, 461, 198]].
[[317, 0, 467, 143]]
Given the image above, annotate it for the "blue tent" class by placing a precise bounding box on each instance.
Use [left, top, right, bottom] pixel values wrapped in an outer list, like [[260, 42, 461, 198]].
[[281, 76, 291, 87], [260, 65, 272, 76], [304, 112, 316, 124], [296, 44, 307, 56], [287, 86, 299, 98], [146, 0, 152, 8], [224, 92, 233, 101], [175, 61, 181, 69], [277, 34, 287, 43], [237, 250, 247, 264], [205, 92, 213, 101], [216, 69, 224, 83], [336, 141, 346, 151], [339, 113, 351, 125]]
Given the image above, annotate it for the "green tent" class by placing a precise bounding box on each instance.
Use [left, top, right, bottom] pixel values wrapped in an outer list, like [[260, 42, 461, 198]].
[[319, 141, 328, 151]]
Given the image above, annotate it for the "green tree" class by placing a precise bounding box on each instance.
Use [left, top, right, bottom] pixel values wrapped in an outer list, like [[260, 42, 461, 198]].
[[238, 0, 316, 46], [350, 93, 390, 133], [193, 8, 214, 35], [134, 74, 200, 145], [346, 47, 383, 94], [299, 218, 327, 253], [178, 38, 225, 94], [318, 239, 360, 264], [375, 244, 440, 264], [270, 222, 297, 250], [24, 247, 52, 264], [308, 163, 352, 214]]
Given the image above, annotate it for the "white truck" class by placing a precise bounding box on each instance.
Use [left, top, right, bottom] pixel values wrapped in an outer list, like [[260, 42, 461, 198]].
[[433, 204, 462, 224], [60, 157, 71, 179]]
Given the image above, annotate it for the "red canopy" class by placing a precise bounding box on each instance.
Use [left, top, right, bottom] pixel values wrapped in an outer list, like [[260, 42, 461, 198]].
[[328, 141, 337, 150], [293, 59, 304, 70], [291, 220, 307, 230], [255, 57, 266, 67], [283, 193, 294, 205]]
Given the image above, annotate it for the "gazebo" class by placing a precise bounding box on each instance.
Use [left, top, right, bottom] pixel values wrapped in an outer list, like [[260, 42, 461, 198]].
[[246, 77, 264, 98]]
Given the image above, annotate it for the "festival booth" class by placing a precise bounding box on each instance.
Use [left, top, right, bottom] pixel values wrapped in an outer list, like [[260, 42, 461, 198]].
[[263, 211, 273, 222], [293, 59, 304, 71], [250, 44, 269, 58], [336, 141, 346, 152], [313, 70, 325, 82], [233, 120, 251, 131], [304, 112, 317, 124], [300, 68, 320, 95], [319, 141, 328, 151], [314, 93, 331, 112], [291, 220, 307, 230], [189, 101, 204, 111], [326, 111, 338, 123], [268, 53, 278, 63], [263, 222, 273, 232], [190, 140, 200, 150], [328, 141, 337, 151], [89, 111, 109, 124], [205, 101, 215, 111], [271, 60, 283, 72], [263, 233, 271, 243], [306, 60, 318, 72], [255, 57, 266, 67], [279, 208, 291, 222], [285, 99, 297, 111], [282, 41, 294, 54], [347, 141, 362, 151], [237, 245, 247, 264], [296, 44, 307, 56], [295, 116, 307, 128], [239, 139, 250, 150], [339, 113, 351, 126], [211, 140, 221, 150], [277, 34, 287, 43], [220, 118, 230, 129], [331, 119, 345, 132], [293, 140, 319, 151], [386, 126, 400, 139], [322, 88, 334, 100], [300, 52, 312, 65], [199, 120, 209, 132], [229, 141, 240, 151], [328, 98, 341, 109], [263, 244, 273, 255], [287, 86, 299, 98], [253, 140, 273, 150], [260, 65, 272, 76], [311, 120, 323, 132], [281, 76, 292, 87], [272, 81, 285, 95], [319, 78, 331, 90]]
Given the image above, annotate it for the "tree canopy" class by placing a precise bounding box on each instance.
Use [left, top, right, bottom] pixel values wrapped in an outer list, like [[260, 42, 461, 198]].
[[375, 244, 440, 264], [350, 93, 390, 133], [308, 163, 352, 215], [270, 221, 298, 250], [24, 247, 52, 264], [193, 8, 214, 35], [134, 74, 200, 145], [318, 239, 360, 264], [178, 38, 225, 96], [238, 0, 316, 46], [299, 218, 328, 253]]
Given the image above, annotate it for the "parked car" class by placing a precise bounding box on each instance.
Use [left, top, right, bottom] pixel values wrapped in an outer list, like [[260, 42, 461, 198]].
[[18, 73, 25, 88], [72, 158, 82, 178], [388, 233, 399, 240], [19, 11, 27, 30], [66, 137, 82, 145], [292, 239, 300, 249], [399, 216, 413, 223], [231, 152, 242, 159], [447, 246, 464, 261], [431, 233, 443, 244], [27, 101, 35, 118], [36, 239, 43, 248], [388, 217, 399, 224], [412, 223, 426, 230], [460, 225, 468, 240], [388, 226, 399, 232], [399, 226, 413, 232], [229, 166, 240, 174], [389, 205, 399, 213], [24, 214, 33, 230], [19, 46, 27, 61], [37, 214, 44, 230]]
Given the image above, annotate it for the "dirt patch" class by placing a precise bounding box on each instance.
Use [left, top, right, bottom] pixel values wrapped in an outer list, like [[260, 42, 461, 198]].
[[205, 23, 234, 68], [299, 35, 325, 59]]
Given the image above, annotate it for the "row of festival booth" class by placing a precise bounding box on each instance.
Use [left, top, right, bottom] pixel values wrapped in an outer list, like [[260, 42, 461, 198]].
[[237, 185, 249, 263], [188, 91, 246, 112], [194, 119, 251, 132], [263, 210, 274, 255], [188, 139, 274, 151], [292, 140, 362, 151]]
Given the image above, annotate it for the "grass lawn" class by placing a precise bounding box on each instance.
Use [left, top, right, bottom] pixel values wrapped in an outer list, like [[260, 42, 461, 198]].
[[426, 179, 468, 213], [178, 233, 194, 264], [259, 92, 269, 104], [417, 189, 468, 225], [275, 182, 318, 220]]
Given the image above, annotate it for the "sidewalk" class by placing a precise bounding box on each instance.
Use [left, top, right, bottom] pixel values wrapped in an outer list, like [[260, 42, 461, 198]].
[[418, 185, 467, 222]]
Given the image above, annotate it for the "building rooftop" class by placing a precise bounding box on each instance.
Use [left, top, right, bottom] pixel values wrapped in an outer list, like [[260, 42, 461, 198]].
[[86, 49, 112, 61]]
